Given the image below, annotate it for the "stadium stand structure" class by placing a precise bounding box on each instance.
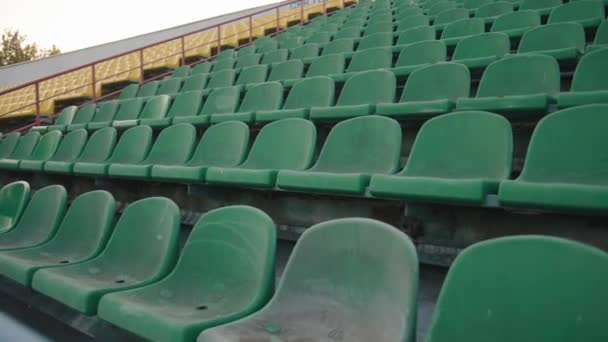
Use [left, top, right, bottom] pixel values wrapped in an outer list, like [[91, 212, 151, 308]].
[[0, 0, 608, 341]]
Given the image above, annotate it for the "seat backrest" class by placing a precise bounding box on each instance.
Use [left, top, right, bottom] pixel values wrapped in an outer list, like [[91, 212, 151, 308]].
[[517, 104, 608, 185], [192, 62, 212, 75], [136, 81, 160, 97], [92, 101, 119, 123], [365, 21, 395, 35], [477, 54, 560, 97], [0, 181, 30, 234], [453, 32, 511, 61], [520, 0, 563, 11], [338, 69, 396, 106], [346, 47, 393, 73], [235, 53, 262, 69], [27, 130, 62, 161], [255, 38, 278, 54], [306, 31, 331, 44], [570, 48, 608, 92], [267, 60, 304, 82], [307, 54, 346, 77], [170, 65, 191, 78], [311, 116, 402, 174], [93, 197, 180, 281], [396, 26, 436, 46], [463, 0, 494, 9], [283, 76, 335, 110], [435, 8, 470, 26], [137, 95, 171, 120], [322, 38, 355, 55], [475, 2, 514, 19], [118, 84, 139, 100], [334, 27, 362, 40], [71, 104, 97, 125], [358, 32, 394, 51], [291, 44, 319, 59], [428, 2, 458, 16], [395, 40, 447, 67], [0, 132, 20, 158], [212, 58, 235, 72], [216, 49, 235, 61], [0, 185, 66, 248], [397, 14, 430, 31], [441, 18, 485, 39], [75, 127, 117, 163], [426, 235, 608, 342], [106, 125, 153, 164], [47, 129, 88, 162], [280, 36, 303, 49], [518, 23, 585, 54], [261, 49, 288, 64], [241, 118, 316, 170], [142, 123, 196, 165], [113, 98, 145, 121], [186, 121, 249, 167], [491, 10, 541, 33], [235, 65, 268, 86], [236, 45, 256, 57], [180, 73, 208, 92], [238, 82, 283, 113], [401, 63, 470, 102], [8, 132, 40, 159], [205, 69, 236, 89], [166, 91, 204, 118], [594, 20, 608, 45], [156, 78, 182, 95], [53, 106, 77, 126], [200, 86, 240, 116]]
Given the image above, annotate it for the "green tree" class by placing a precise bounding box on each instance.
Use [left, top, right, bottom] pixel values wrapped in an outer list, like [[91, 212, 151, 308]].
[[0, 29, 61, 66]]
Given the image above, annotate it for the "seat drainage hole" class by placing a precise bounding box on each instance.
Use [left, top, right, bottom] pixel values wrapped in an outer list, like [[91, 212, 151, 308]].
[[115, 279, 126, 284], [196, 305, 208, 311], [59, 260, 69, 264]]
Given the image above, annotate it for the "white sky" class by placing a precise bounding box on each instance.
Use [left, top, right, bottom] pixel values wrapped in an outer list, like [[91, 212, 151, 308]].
[[0, 0, 280, 52]]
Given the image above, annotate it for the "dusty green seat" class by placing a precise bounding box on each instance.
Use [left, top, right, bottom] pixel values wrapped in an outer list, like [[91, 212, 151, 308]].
[[441, 18, 486, 47], [290, 44, 319, 59], [498, 104, 608, 212], [98, 205, 276, 342], [192, 62, 213, 75], [211, 82, 283, 123], [278, 116, 401, 194], [237, 44, 257, 56], [31, 106, 76, 134], [397, 14, 430, 31], [73, 125, 152, 176], [267, 60, 304, 83], [305, 31, 331, 44], [255, 38, 278, 54], [463, 0, 495, 11], [520, 0, 563, 16], [108, 124, 196, 179], [428, 2, 458, 18], [206, 118, 315, 188], [140, 91, 203, 128], [392, 40, 447, 77], [0, 132, 20, 159], [261, 49, 288, 64], [21, 129, 87, 171], [216, 49, 235, 61], [117, 84, 139, 100], [475, 1, 514, 24], [395, 26, 436, 47], [256, 76, 335, 122], [13, 130, 62, 171], [490, 10, 541, 39], [199, 218, 418, 342], [46, 105, 85, 133], [211, 58, 235, 72], [234, 54, 261, 70], [364, 21, 395, 35], [452, 32, 510, 70], [518, 23, 585, 63], [151, 121, 249, 182], [0, 185, 66, 251], [0, 132, 40, 169], [280, 36, 303, 49], [112, 95, 170, 129], [0, 190, 115, 286], [137, 81, 160, 98], [551, 1, 605, 28], [312, 70, 396, 120], [334, 27, 362, 40], [32, 197, 181, 315], [434, 8, 470, 31], [84, 101, 119, 131], [235, 65, 268, 86], [332, 47, 393, 82], [425, 235, 608, 342], [202, 69, 236, 95], [357, 32, 394, 51], [370, 111, 512, 203], [558, 48, 608, 108], [173, 87, 240, 127], [456, 54, 560, 116], [305, 54, 346, 80], [588, 20, 608, 51], [181, 73, 208, 93], [0, 181, 30, 235], [322, 38, 355, 56], [61, 104, 96, 132], [156, 78, 183, 95], [87, 98, 144, 130], [171, 65, 191, 78], [377, 63, 470, 119], [49, 127, 116, 174]]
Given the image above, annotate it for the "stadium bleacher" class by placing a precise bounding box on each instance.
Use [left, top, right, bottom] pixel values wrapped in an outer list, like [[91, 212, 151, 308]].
[[0, 0, 608, 340]]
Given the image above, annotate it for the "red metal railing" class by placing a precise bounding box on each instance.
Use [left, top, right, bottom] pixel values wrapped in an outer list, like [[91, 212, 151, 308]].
[[0, 0, 358, 133]]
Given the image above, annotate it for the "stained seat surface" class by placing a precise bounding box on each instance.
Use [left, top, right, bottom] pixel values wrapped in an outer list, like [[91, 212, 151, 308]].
[[0, 181, 30, 234]]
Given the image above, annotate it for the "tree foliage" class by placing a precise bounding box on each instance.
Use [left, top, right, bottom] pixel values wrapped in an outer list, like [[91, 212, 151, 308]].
[[0, 29, 61, 67]]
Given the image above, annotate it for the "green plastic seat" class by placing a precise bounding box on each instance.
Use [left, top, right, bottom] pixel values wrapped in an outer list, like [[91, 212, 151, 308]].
[[236, 45, 256, 57], [397, 7, 424, 17], [588, 20, 608, 51], [441, 18, 486, 47], [290, 43, 319, 59], [87, 98, 144, 130], [170, 65, 191, 78], [215, 49, 235, 61], [518, 23, 586, 62], [108, 124, 196, 179], [21, 129, 87, 171], [392, 40, 447, 76], [377, 63, 470, 119], [322, 38, 355, 56], [73, 125, 152, 176], [332, 47, 393, 82], [434, 8, 471, 31], [206, 118, 315, 188], [428, 2, 458, 18], [49, 127, 116, 174], [305, 31, 331, 44], [475, 2, 514, 24], [370, 111, 512, 203], [255, 38, 278, 54], [490, 10, 541, 39], [305, 54, 346, 79], [98, 205, 276, 342], [13, 130, 62, 171], [280, 36, 303, 49], [0, 185, 66, 251], [235, 65, 268, 86], [173, 87, 240, 127], [0, 190, 116, 286], [199, 218, 418, 342], [156, 78, 183, 95], [137, 81, 160, 97], [112, 95, 171, 129], [211, 58, 235, 72], [395, 26, 436, 47], [452, 32, 510, 70], [256, 76, 335, 122], [180, 74, 208, 92], [558, 48, 608, 108], [357, 32, 394, 51], [192, 62, 213, 75], [267, 60, 304, 83], [312, 70, 396, 120], [117, 84, 139, 100], [211, 82, 283, 123], [0, 132, 40, 169], [278, 116, 401, 194], [334, 27, 362, 40], [456, 54, 560, 116], [425, 235, 608, 342], [397, 15, 430, 31], [520, 0, 563, 16], [62, 104, 96, 132], [0, 181, 30, 235], [261, 49, 288, 64], [498, 104, 608, 212], [0, 132, 20, 158], [235, 54, 261, 69], [463, 0, 494, 10], [31, 106, 77, 134], [140, 91, 202, 128], [84, 101, 119, 130], [202, 69, 236, 94], [32, 197, 181, 315], [151, 121, 249, 182], [364, 21, 395, 35]]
